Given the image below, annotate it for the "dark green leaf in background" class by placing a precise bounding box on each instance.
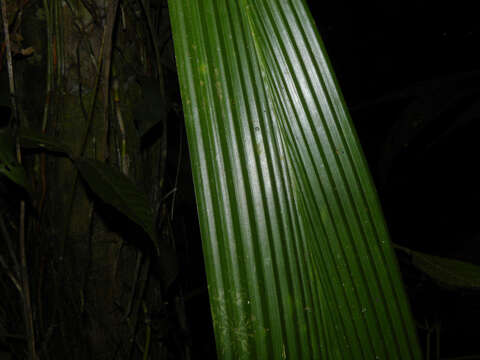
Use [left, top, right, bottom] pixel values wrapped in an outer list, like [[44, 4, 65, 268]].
[[74, 159, 157, 249], [0, 132, 30, 194], [19, 128, 73, 156], [0, 133, 18, 165], [395, 244, 480, 289]]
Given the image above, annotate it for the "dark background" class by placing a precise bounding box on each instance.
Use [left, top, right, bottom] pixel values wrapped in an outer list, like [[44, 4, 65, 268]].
[[187, 1, 480, 358], [309, 0, 480, 358]]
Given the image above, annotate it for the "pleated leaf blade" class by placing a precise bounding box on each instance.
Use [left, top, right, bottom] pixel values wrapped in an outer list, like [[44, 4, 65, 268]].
[[168, 0, 422, 358]]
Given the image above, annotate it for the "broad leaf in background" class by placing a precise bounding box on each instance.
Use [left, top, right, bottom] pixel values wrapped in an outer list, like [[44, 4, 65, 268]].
[[74, 159, 157, 250], [14, 129, 159, 251], [376, 70, 480, 186], [19, 128, 73, 156], [0, 132, 30, 194], [394, 244, 480, 289], [169, 0, 422, 359]]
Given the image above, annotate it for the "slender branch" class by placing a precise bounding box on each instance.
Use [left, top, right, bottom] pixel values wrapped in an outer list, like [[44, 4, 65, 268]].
[[101, 0, 120, 161], [1, 0, 17, 122], [0, 215, 20, 279], [0, 252, 22, 292], [1, 2, 37, 359]]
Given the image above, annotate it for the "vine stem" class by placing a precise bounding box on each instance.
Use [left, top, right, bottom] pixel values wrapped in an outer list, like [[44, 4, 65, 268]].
[[1, 1, 37, 359]]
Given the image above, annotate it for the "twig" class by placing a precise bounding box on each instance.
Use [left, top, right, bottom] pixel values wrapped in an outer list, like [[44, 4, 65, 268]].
[[141, 301, 151, 360], [0, 253, 22, 292], [101, 0, 120, 161], [126, 257, 151, 359], [170, 127, 183, 220], [1, 0, 17, 121], [0, 215, 20, 279], [1, 1, 37, 359], [122, 252, 142, 321], [112, 76, 127, 174]]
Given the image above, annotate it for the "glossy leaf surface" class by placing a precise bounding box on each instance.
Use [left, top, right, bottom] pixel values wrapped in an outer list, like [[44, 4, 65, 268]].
[[168, 0, 422, 358]]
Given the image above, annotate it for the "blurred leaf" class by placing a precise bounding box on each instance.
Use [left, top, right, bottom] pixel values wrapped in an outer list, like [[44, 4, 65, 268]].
[[376, 71, 480, 185], [0, 133, 17, 165], [0, 163, 30, 194], [74, 159, 157, 248], [169, 0, 422, 359], [0, 178, 9, 214], [0, 133, 30, 194], [394, 244, 480, 289], [19, 128, 73, 156]]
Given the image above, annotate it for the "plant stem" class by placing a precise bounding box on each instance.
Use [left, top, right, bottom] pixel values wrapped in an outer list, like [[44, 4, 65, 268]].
[[1, 1, 37, 358]]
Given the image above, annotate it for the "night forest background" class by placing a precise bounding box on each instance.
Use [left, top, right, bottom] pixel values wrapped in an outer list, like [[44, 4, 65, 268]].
[[1, 0, 480, 359]]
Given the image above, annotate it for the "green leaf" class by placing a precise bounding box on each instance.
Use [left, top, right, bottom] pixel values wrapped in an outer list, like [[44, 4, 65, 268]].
[[0, 133, 30, 193], [74, 159, 156, 246], [19, 128, 73, 156], [168, 0, 422, 359], [394, 244, 480, 289], [0, 163, 30, 193], [0, 132, 17, 165]]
